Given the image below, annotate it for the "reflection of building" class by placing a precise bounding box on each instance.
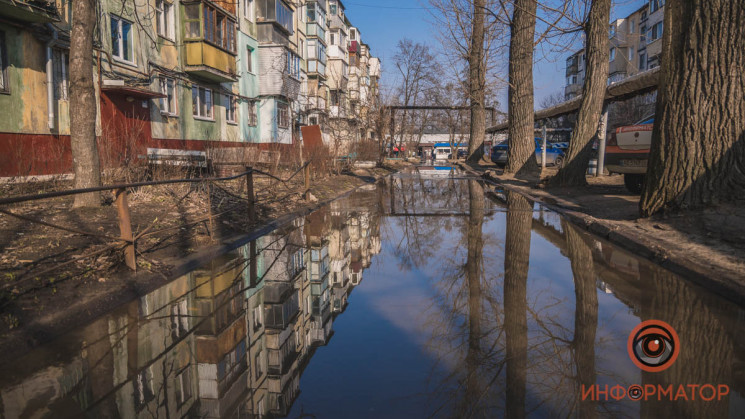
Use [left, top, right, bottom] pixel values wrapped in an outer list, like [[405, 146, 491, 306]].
[[0, 182, 385, 418], [193, 252, 248, 418]]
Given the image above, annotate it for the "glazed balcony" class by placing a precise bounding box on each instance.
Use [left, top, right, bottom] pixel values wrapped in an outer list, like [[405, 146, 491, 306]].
[[0, 0, 59, 22]]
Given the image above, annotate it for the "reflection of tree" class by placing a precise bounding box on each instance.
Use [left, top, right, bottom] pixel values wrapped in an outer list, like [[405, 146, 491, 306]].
[[564, 222, 598, 419], [463, 179, 484, 415], [639, 267, 733, 418], [503, 192, 531, 419]]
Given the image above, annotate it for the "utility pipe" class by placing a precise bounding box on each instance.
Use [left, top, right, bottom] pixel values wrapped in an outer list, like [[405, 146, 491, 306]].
[[45, 23, 58, 131]]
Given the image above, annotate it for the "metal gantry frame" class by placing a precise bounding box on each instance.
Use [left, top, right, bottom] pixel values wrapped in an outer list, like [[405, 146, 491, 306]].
[[386, 105, 501, 156]]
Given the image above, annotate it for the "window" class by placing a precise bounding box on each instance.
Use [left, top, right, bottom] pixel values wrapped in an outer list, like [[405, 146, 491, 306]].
[[53, 49, 69, 100], [629, 19, 635, 33], [159, 76, 177, 116], [350, 28, 357, 41], [648, 21, 663, 41], [247, 101, 257, 126], [641, 10, 647, 21], [309, 115, 318, 125], [175, 368, 192, 406], [307, 3, 316, 22], [204, 4, 237, 53], [155, 0, 174, 39], [639, 52, 646, 70], [111, 15, 134, 63], [246, 46, 254, 73], [628, 46, 634, 61], [330, 90, 340, 106], [225, 94, 237, 123], [253, 305, 262, 329], [135, 367, 155, 411], [243, 0, 254, 21], [0, 31, 7, 93], [640, 24, 647, 42], [183, 3, 201, 39], [609, 47, 615, 61], [286, 51, 301, 79], [329, 32, 335, 46], [276, 0, 294, 33], [255, 350, 264, 379], [650, 0, 663, 13], [609, 24, 615, 38], [299, 39, 304, 60], [277, 102, 289, 128], [329, 2, 337, 15], [192, 85, 213, 119]]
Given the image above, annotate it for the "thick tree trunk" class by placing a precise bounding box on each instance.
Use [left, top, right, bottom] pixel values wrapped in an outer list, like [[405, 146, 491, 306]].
[[640, 0, 745, 215], [564, 223, 598, 419], [550, 0, 611, 186], [506, 0, 538, 176], [504, 191, 532, 418], [70, 0, 101, 207], [466, 0, 486, 163]]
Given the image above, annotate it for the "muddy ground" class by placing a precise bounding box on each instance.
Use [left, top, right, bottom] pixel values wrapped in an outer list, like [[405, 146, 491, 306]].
[[465, 162, 745, 302], [0, 162, 408, 354]]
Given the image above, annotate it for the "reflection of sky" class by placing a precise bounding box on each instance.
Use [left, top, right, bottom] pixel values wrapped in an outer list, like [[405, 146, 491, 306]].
[[289, 177, 744, 418]]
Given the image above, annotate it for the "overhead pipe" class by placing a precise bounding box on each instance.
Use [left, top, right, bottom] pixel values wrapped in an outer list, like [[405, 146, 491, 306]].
[[45, 23, 58, 131]]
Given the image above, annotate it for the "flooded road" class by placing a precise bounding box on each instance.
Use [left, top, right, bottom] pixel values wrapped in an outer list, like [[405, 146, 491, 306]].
[[1, 167, 744, 418]]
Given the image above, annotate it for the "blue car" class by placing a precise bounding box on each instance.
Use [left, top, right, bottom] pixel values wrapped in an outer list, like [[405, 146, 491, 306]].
[[491, 138, 565, 167]]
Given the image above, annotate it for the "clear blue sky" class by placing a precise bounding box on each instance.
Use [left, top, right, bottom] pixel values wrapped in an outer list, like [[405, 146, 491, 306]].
[[343, 0, 648, 111]]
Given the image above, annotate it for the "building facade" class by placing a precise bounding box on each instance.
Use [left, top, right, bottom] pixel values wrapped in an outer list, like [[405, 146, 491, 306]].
[[564, 0, 665, 100], [0, 0, 379, 177]]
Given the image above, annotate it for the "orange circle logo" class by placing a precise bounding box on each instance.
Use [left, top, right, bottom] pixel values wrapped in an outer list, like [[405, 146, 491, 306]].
[[627, 320, 679, 372]]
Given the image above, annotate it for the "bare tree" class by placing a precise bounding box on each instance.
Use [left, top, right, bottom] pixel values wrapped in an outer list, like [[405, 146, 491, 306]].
[[505, 0, 538, 176], [466, 0, 487, 163], [69, 0, 102, 206], [640, 0, 745, 215], [550, 0, 611, 186]]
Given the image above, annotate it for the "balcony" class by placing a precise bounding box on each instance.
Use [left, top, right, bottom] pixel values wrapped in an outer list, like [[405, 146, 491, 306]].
[[308, 60, 326, 77], [264, 289, 299, 330], [306, 22, 326, 40], [185, 41, 237, 82], [0, 0, 59, 22], [348, 41, 358, 53]]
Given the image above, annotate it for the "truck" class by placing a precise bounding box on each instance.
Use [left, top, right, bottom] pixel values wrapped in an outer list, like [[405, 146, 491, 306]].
[[604, 116, 654, 193]]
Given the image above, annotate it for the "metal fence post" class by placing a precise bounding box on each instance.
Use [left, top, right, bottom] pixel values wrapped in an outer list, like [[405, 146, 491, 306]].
[[245, 167, 255, 222], [596, 105, 609, 177], [114, 188, 136, 271], [304, 164, 311, 196], [541, 123, 547, 171]]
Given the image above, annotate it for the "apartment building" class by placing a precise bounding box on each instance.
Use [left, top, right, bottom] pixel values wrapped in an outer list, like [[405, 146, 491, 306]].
[[564, 0, 665, 99], [0, 0, 379, 177]]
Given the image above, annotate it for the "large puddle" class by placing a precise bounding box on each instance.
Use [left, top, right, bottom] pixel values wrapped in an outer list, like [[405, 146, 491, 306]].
[[1, 167, 744, 418]]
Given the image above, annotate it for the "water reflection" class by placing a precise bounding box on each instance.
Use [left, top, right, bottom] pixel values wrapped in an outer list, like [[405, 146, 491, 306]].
[[1, 170, 744, 418], [0, 185, 383, 418]]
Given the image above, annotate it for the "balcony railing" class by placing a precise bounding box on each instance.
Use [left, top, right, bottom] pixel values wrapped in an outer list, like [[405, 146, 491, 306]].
[[185, 41, 237, 82], [0, 0, 59, 22]]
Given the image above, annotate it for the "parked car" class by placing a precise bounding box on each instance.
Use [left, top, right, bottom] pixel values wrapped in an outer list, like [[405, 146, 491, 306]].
[[604, 116, 654, 194], [490, 138, 564, 167]]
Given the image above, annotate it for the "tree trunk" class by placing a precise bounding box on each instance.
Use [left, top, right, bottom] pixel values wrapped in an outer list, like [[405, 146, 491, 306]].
[[504, 192, 532, 418], [466, 0, 486, 163], [505, 0, 538, 176], [640, 0, 745, 215], [70, 0, 101, 207], [550, 0, 611, 186], [563, 223, 598, 419]]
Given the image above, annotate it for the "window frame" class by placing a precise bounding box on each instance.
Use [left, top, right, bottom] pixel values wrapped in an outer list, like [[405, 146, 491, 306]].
[[0, 31, 9, 94], [246, 46, 254, 74], [243, 0, 255, 22], [111, 15, 136, 65], [277, 102, 290, 129], [155, 0, 175, 41], [247, 100, 258, 126], [192, 85, 214, 120], [225, 93, 237, 124], [159, 76, 178, 116]]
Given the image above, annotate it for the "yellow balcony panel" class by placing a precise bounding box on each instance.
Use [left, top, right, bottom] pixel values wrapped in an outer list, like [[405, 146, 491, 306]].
[[185, 41, 237, 82]]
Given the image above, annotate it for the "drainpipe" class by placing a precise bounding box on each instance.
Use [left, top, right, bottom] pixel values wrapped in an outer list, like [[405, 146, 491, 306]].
[[45, 23, 58, 131]]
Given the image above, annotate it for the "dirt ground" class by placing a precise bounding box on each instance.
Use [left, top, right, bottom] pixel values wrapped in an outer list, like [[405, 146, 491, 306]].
[[465, 162, 745, 301], [0, 162, 408, 345]]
